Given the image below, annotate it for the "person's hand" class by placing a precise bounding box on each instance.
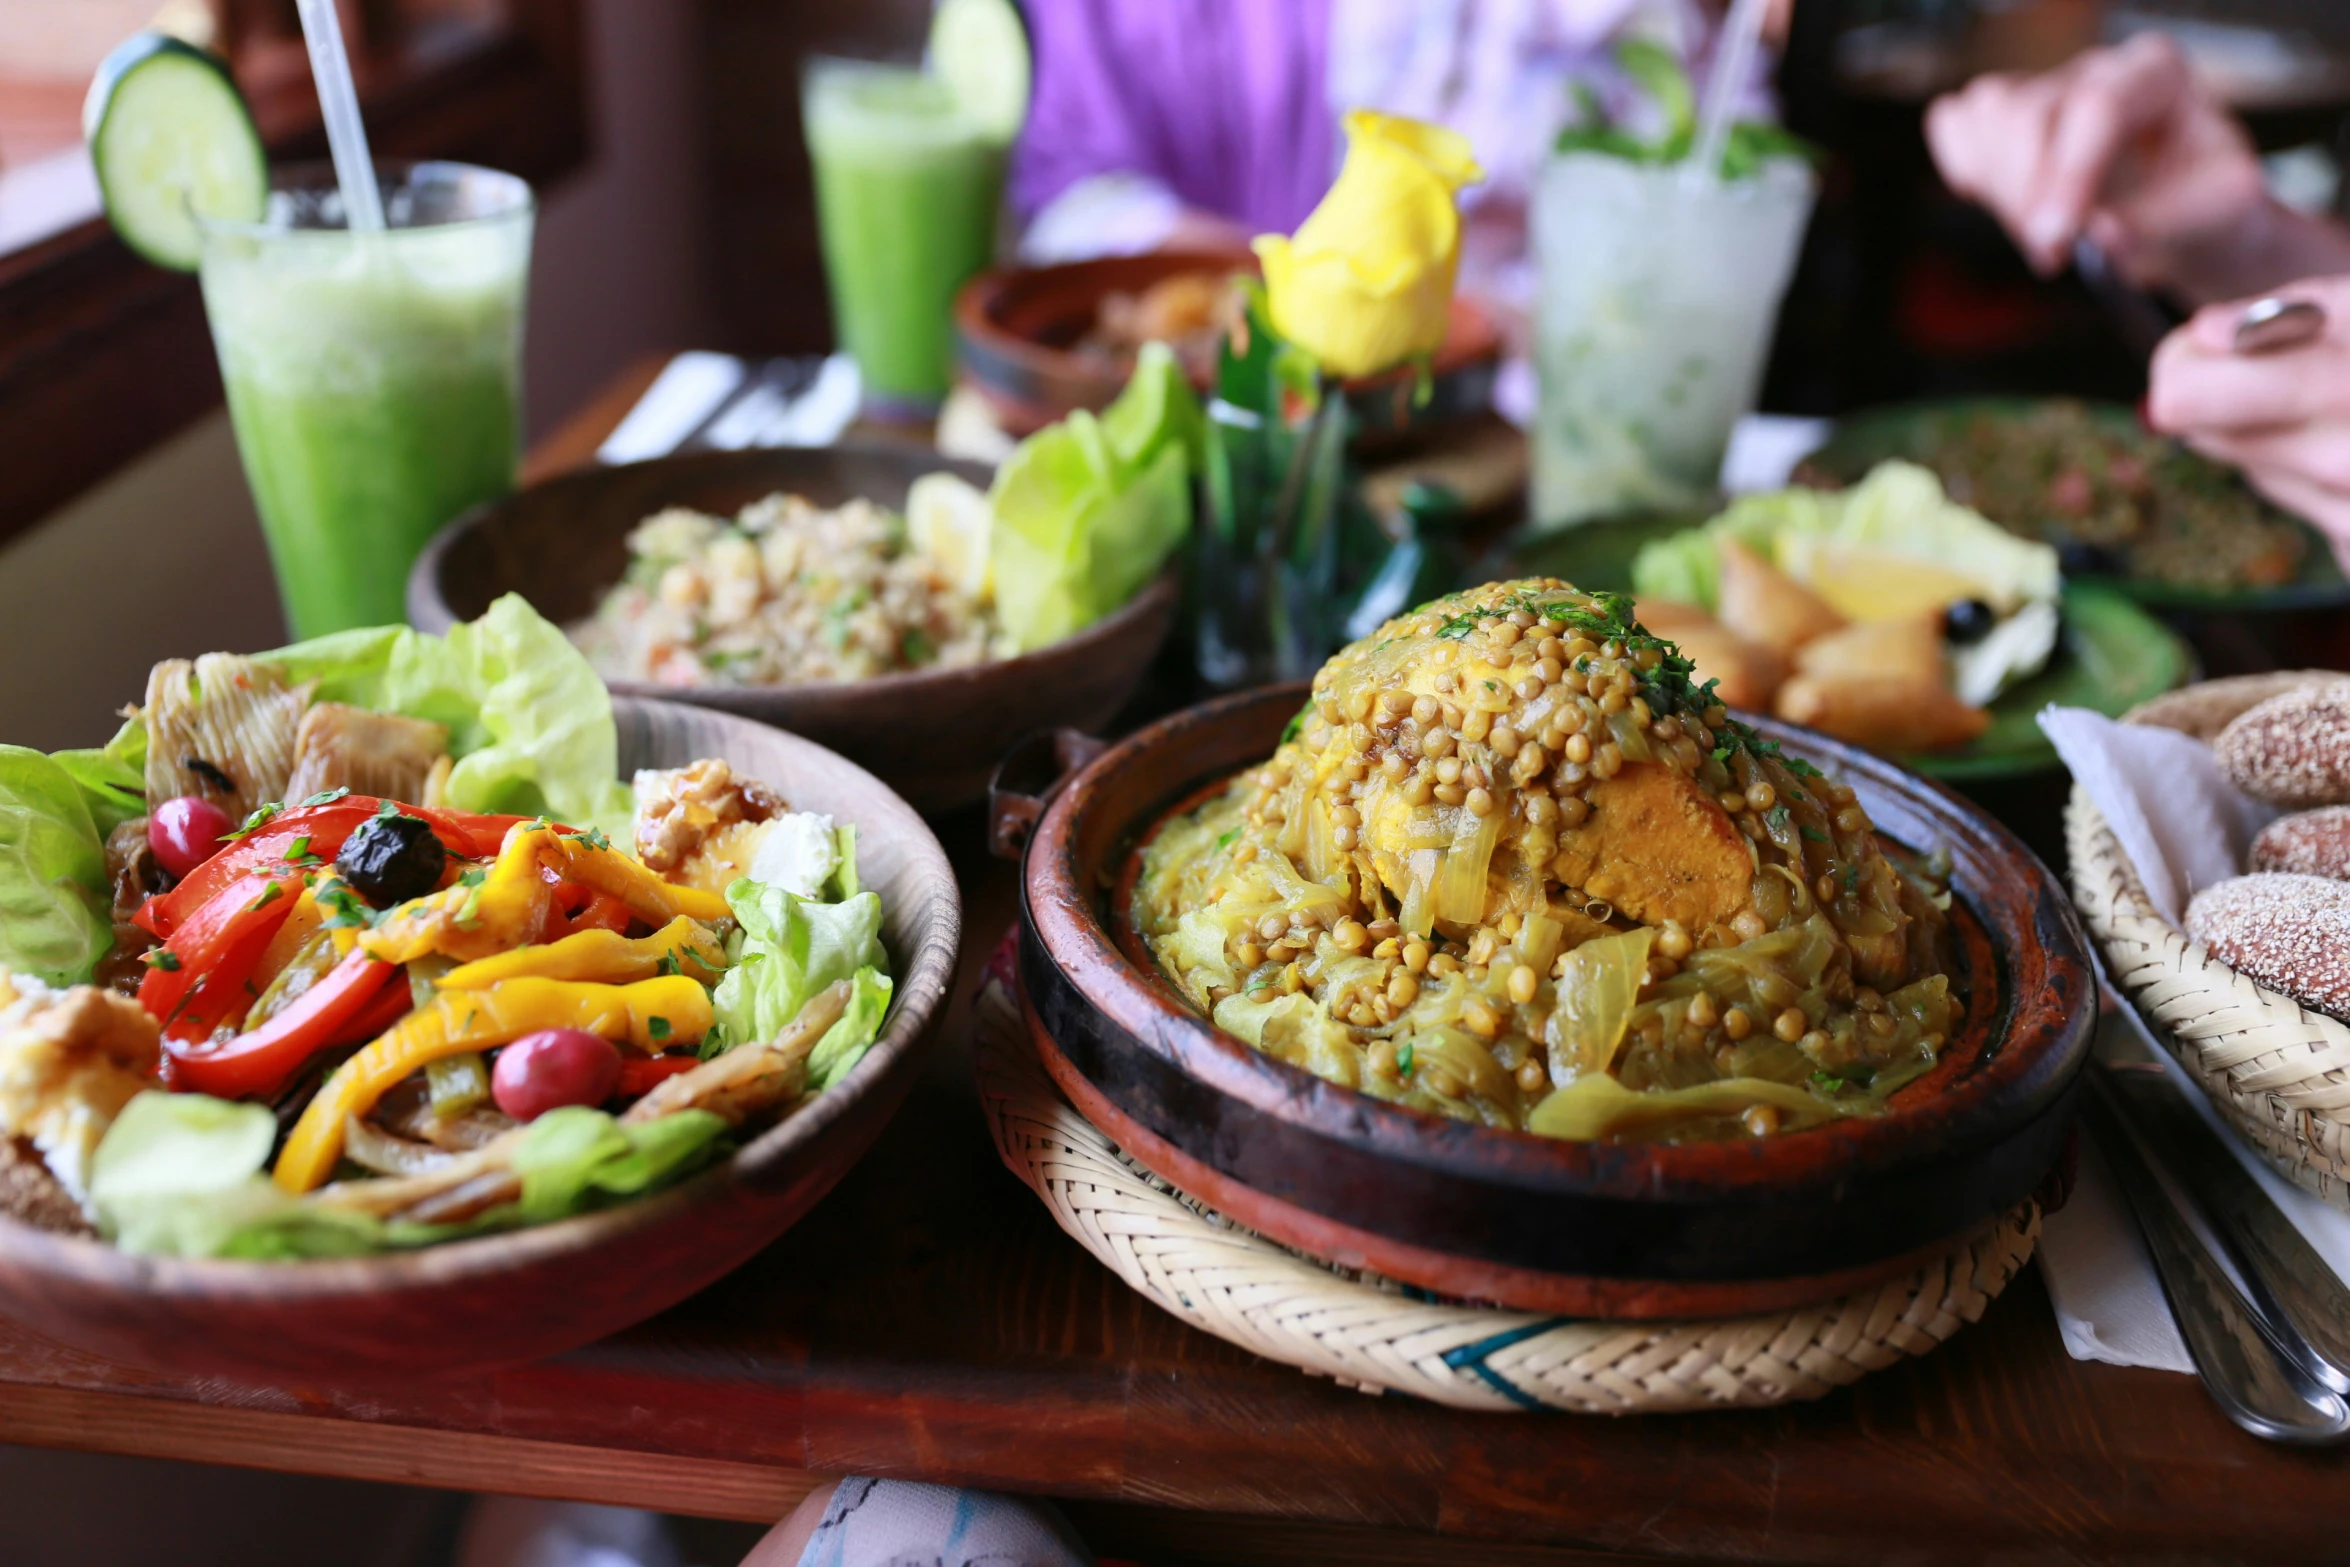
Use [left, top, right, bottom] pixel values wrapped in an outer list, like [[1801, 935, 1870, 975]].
[[2147, 275, 2350, 562], [1925, 35, 2270, 302]]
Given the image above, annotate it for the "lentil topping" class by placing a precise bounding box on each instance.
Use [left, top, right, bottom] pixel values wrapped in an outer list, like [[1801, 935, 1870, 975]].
[[1133, 579, 1962, 1143]]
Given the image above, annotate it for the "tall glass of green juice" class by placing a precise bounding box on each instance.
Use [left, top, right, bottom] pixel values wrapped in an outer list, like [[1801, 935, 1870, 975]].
[[197, 162, 532, 638], [803, 58, 1007, 417]]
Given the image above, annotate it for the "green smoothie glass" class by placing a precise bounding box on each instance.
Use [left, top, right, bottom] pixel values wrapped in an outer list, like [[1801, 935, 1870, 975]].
[[197, 161, 531, 638], [802, 57, 1007, 417]]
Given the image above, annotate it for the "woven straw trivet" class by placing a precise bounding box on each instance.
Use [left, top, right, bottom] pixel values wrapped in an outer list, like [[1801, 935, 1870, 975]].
[[2068, 786, 2350, 1214], [973, 973, 2039, 1414]]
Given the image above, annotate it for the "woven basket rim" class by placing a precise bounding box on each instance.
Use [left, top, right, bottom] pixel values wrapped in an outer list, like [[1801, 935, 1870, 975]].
[[2065, 785, 2350, 1207], [977, 974, 2038, 1415]]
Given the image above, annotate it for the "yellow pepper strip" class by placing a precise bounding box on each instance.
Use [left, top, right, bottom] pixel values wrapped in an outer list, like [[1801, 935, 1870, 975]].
[[436, 917, 726, 990], [544, 832, 731, 925], [360, 824, 556, 966], [273, 974, 715, 1192]]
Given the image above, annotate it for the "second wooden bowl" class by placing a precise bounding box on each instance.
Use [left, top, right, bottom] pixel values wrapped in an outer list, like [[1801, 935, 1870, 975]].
[[409, 445, 1181, 815], [1017, 686, 2093, 1318], [0, 698, 961, 1379]]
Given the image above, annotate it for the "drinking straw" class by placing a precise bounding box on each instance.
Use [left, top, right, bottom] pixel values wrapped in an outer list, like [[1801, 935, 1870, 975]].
[[1687, 0, 1770, 182], [294, 0, 385, 231]]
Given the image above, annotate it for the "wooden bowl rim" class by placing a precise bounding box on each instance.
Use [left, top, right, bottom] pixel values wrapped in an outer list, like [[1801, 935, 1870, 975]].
[[0, 696, 961, 1298], [1025, 684, 2092, 1202], [407, 444, 1182, 708]]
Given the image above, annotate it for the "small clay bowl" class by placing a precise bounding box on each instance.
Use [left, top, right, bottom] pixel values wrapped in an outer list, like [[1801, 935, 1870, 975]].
[[1012, 686, 2092, 1318], [954, 252, 1502, 441], [409, 445, 1181, 815], [0, 698, 960, 1379]]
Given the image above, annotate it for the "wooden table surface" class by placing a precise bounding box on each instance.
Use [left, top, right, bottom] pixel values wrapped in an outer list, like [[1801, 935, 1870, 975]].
[[7, 358, 2344, 1567]]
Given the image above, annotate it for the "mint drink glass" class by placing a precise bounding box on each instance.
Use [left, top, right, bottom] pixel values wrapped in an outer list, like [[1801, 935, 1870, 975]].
[[1531, 154, 1814, 527], [198, 161, 532, 637]]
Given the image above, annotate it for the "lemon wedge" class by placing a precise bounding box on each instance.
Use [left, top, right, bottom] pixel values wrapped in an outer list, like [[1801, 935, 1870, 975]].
[[908, 471, 995, 603], [1779, 539, 1996, 623]]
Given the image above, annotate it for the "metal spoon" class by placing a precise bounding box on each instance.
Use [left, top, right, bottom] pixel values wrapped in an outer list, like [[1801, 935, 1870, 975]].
[[2094, 1037, 2350, 1395], [2081, 1070, 2350, 1444]]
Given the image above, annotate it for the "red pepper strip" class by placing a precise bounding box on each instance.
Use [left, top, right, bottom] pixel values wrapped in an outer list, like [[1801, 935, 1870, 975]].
[[164, 951, 400, 1100], [545, 884, 633, 940], [616, 1053, 701, 1098], [138, 872, 300, 1027], [141, 800, 382, 939], [142, 800, 563, 939]]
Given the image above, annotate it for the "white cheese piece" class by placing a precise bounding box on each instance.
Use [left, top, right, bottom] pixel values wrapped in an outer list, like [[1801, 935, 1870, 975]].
[[748, 811, 840, 900]]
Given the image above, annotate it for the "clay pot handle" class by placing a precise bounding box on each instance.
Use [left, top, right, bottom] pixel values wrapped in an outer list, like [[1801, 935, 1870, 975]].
[[989, 728, 1109, 860]]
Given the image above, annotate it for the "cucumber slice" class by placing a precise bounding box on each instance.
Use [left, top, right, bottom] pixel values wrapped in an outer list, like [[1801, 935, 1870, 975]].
[[928, 0, 1030, 144], [84, 32, 267, 272]]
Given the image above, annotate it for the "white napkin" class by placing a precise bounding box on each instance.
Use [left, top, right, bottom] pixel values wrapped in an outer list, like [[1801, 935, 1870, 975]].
[[2037, 706, 2276, 926], [2043, 1006, 2350, 1374], [2031, 703, 2350, 1371]]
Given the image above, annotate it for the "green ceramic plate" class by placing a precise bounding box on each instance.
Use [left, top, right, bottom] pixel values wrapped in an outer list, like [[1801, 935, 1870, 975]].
[[1505, 512, 2193, 783], [1804, 398, 2348, 612]]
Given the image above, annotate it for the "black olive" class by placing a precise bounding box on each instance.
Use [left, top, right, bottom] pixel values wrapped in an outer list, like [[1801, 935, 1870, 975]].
[[1943, 598, 1997, 643], [2055, 540, 2125, 577], [335, 813, 448, 906]]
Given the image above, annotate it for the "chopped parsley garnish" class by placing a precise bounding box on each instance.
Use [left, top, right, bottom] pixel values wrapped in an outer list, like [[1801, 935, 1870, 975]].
[[140, 949, 182, 972], [900, 627, 934, 665], [223, 801, 283, 841], [1395, 1040, 1415, 1078], [648, 1016, 672, 1043], [318, 885, 381, 930], [245, 881, 285, 912], [375, 798, 406, 820], [656, 952, 681, 977], [300, 788, 351, 807], [1764, 805, 1791, 834], [1280, 703, 1311, 746], [1811, 1061, 1878, 1094], [1214, 828, 1240, 851], [577, 826, 613, 853], [281, 834, 321, 867], [1799, 825, 1829, 843]]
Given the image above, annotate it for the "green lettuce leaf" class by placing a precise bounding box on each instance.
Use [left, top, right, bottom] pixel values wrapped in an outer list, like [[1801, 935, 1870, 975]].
[[0, 747, 113, 985], [89, 1091, 293, 1257], [808, 965, 892, 1090], [258, 593, 633, 838], [988, 348, 1199, 652], [51, 715, 148, 839], [709, 880, 888, 1057], [829, 824, 860, 901], [90, 1089, 734, 1259], [507, 1105, 731, 1224]]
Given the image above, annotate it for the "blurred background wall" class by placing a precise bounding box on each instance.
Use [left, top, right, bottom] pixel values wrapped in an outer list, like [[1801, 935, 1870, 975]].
[[0, 0, 718, 749]]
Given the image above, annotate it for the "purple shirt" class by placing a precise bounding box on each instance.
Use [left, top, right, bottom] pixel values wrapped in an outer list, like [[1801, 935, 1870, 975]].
[[1011, 0, 1336, 235]]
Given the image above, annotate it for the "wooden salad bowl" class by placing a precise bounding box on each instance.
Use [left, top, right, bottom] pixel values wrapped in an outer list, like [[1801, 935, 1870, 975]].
[[0, 698, 960, 1379], [1013, 685, 2093, 1318], [409, 445, 1181, 815]]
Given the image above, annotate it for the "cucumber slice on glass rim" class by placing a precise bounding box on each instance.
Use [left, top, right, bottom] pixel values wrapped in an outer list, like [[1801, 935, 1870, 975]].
[[928, 0, 1031, 144], [83, 31, 267, 272]]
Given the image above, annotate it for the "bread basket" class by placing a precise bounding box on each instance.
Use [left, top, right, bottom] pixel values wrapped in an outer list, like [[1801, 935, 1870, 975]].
[[2066, 671, 2350, 1213]]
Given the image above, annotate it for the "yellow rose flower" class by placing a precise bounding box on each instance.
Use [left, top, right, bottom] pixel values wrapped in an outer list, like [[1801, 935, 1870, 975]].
[[1252, 110, 1484, 380]]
